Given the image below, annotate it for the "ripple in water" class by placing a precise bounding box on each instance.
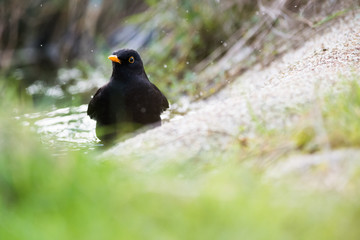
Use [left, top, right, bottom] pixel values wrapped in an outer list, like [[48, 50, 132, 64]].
[[20, 104, 102, 154]]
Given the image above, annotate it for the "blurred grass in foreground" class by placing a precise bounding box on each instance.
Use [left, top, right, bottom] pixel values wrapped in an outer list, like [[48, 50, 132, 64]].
[[1, 79, 360, 239]]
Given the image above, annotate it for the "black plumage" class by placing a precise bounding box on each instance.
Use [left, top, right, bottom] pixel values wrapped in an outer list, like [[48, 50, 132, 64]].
[[87, 49, 169, 141]]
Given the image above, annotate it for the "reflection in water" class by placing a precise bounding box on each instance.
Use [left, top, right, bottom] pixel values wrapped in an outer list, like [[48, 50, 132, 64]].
[[21, 105, 102, 154]]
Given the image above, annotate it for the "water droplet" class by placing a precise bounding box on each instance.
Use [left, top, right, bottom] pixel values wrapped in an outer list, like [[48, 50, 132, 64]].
[[40, 3, 43, 7], [91, 49, 94, 53], [223, 42, 228, 47], [186, 61, 189, 65], [186, 10, 189, 13], [164, 64, 167, 68], [40, 44, 43, 47]]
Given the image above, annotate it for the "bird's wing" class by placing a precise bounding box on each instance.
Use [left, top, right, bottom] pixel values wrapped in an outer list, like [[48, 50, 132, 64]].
[[87, 87, 106, 120], [151, 83, 169, 111]]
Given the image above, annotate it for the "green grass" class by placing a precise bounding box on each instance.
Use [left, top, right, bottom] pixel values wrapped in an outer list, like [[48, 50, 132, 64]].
[[293, 76, 360, 151], [1, 78, 360, 239], [312, 9, 350, 28]]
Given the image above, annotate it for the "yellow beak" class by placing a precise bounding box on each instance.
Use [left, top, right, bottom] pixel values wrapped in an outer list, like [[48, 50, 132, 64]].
[[108, 55, 121, 64]]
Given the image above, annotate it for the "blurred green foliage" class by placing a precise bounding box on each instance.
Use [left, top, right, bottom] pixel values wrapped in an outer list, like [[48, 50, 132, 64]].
[[291, 75, 360, 152], [134, 0, 258, 99], [322, 78, 360, 147]]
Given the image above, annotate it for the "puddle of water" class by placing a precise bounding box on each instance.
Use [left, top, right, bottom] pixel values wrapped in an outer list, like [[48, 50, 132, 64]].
[[20, 104, 102, 154]]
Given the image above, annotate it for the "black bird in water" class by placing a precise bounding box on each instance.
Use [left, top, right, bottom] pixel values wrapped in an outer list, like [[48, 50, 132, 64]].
[[87, 49, 169, 142]]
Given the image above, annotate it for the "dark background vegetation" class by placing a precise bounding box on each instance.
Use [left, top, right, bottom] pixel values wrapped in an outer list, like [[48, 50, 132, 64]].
[[1, 0, 356, 108]]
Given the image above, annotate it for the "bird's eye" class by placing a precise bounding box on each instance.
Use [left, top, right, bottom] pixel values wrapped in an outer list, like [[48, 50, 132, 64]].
[[128, 56, 135, 64]]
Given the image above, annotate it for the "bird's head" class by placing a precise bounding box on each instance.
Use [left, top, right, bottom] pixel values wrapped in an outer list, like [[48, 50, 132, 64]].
[[108, 49, 145, 78]]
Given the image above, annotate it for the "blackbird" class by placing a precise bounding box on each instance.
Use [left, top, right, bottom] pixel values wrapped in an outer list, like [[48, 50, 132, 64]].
[[87, 49, 169, 141]]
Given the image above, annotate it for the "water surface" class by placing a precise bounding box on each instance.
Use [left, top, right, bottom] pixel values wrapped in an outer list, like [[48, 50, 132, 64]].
[[21, 105, 102, 154]]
